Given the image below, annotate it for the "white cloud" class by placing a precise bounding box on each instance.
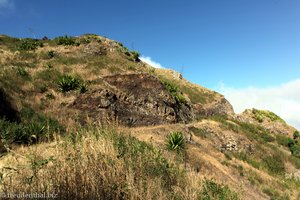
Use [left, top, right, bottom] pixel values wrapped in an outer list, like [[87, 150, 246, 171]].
[[0, 0, 14, 8], [140, 56, 164, 68], [218, 79, 300, 129]]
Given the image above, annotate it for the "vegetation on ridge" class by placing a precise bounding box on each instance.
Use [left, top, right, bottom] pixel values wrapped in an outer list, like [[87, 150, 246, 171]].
[[252, 108, 286, 123], [0, 34, 299, 199]]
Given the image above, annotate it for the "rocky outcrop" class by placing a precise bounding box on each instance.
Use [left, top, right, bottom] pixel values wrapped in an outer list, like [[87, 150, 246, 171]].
[[72, 73, 194, 127], [194, 96, 234, 117], [237, 109, 297, 136]]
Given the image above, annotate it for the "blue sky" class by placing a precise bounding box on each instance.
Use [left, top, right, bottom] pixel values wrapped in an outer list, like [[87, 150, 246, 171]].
[[1, 0, 300, 128]]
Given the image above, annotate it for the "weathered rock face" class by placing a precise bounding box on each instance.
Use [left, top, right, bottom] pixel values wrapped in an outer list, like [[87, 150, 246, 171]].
[[82, 42, 107, 56], [72, 73, 194, 127], [194, 96, 234, 118]]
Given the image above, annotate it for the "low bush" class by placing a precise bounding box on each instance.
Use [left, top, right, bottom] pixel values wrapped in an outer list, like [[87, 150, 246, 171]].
[[275, 134, 291, 147], [79, 83, 88, 93], [54, 35, 79, 46], [18, 39, 43, 51], [290, 144, 300, 157], [233, 151, 261, 169], [199, 179, 239, 200], [262, 187, 290, 200], [293, 131, 299, 139], [47, 50, 55, 58], [16, 67, 30, 78], [286, 136, 300, 157], [45, 93, 55, 100], [0, 108, 63, 144], [263, 155, 285, 175], [130, 50, 140, 61]]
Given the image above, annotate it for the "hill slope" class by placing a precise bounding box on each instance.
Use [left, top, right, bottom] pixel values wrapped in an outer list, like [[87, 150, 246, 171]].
[[0, 34, 299, 199]]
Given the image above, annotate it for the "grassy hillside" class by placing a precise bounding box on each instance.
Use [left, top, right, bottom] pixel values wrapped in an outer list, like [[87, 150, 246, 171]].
[[0, 34, 299, 199]]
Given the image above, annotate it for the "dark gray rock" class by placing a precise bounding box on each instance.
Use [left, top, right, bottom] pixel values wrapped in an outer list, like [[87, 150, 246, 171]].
[[72, 73, 194, 127]]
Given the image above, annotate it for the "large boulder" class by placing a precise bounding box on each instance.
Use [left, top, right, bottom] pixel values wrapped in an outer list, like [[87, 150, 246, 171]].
[[72, 73, 194, 127]]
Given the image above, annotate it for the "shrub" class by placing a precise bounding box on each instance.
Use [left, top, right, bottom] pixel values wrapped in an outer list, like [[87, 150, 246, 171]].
[[79, 37, 91, 44], [16, 67, 29, 77], [262, 188, 290, 200], [47, 50, 55, 58], [79, 83, 88, 93], [57, 75, 81, 93], [130, 50, 140, 61], [166, 131, 185, 152], [293, 131, 300, 139], [0, 114, 61, 145], [276, 134, 291, 147], [54, 35, 79, 46], [16, 67, 31, 81], [233, 151, 261, 169], [263, 155, 285, 175], [18, 39, 42, 51], [38, 85, 48, 93], [287, 137, 300, 157], [199, 179, 239, 200], [46, 93, 55, 100], [116, 42, 123, 47], [290, 144, 300, 157]]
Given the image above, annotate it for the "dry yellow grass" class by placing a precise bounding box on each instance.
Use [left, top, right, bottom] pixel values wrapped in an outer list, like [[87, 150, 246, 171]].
[[0, 126, 243, 200], [124, 121, 300, 200]]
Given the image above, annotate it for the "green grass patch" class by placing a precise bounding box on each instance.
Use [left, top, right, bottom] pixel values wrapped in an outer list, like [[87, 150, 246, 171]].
[[252, 109, 285, 124], [262, 187, 290, 200], [0, 106, 63, 144], [262, 154, 285, 175], [162, 79, 186, 104], [275, 134, 291, 147], [54, 35, 80, 46], [188, 126, 210, 139], [233, 151, 261, 169], [180, 85, 215, 104]]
